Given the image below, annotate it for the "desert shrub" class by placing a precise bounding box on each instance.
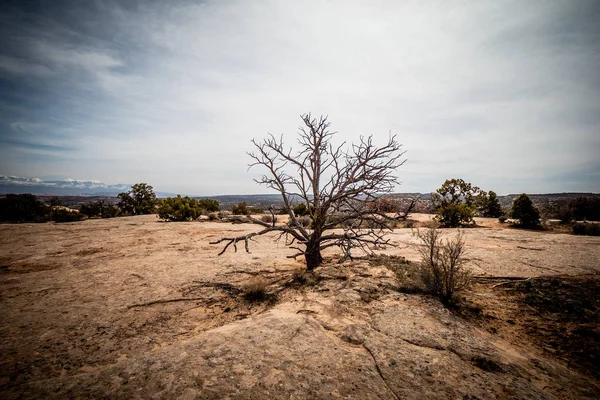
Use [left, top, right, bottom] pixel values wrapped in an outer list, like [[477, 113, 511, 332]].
[[498, 215, 508, 223], [242, 278, 268, 301], [416, 225, 471, 305], [217, 211, 231, 219], [260, 214, 276, 223], [117, 183, 156, 215], [247, 206, 264, 214], [232, 202, 249, 215], [293, 203, 310, 216], [432, 179, 486, 227], [0, 194, 49, 222], [197, 198, 220, 213], [510, 193, 540, 228], [208, 212, 219, 221], [51, 208, 85, 223], [157, 195, 203, 221], [297, 215, 311, 228], [571, 222, 600, 236]]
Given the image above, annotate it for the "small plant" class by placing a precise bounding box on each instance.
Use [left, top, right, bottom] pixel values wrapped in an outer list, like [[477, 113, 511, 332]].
[[260, 214, 275, 224], [243, 278, 268, 301], [498, 215, 508, 223], [416, 224, 471, 305], [232, 202, 249, 215]]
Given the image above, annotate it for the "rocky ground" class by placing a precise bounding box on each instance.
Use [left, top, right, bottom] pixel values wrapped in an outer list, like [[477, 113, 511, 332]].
[[1, 214, 599, 399]]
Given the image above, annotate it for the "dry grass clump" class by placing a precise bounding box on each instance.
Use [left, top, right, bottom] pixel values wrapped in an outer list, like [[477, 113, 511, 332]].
[[290, 268, 321, 286], [416, 224, 471, 305], [260, 214, 276, 224], [242, 278, 268, 301]]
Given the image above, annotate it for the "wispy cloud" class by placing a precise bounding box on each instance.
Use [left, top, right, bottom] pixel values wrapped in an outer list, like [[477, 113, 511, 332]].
[[0, 0, 598, 195]]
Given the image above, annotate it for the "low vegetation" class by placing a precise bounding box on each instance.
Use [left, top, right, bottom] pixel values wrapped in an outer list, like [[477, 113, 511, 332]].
[[416, 225, 471, 304], [571, 222, 600, 236], [232, 202, 249, 215], [242, 278, 269, 301], [157, 195, 204, 221], [369, 225, 471, 305]]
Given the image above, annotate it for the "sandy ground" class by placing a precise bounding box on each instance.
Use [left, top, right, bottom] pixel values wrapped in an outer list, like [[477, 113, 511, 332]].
[[1, 214, 599, 398]]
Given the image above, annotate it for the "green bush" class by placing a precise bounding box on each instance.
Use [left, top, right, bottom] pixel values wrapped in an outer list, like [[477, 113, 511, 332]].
[[293, 203, 310, 216], [157, 195, 203, 221], [198, 198, 220, 213], [247, 206, 264, 214], [571, 222, 600, 236], [232, 202, 249, 215], [510, 194, 540, 228], [0, 194, 49, 222]]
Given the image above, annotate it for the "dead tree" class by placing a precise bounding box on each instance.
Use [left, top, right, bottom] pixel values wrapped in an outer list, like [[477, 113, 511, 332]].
[[210, 113, 407, 270]]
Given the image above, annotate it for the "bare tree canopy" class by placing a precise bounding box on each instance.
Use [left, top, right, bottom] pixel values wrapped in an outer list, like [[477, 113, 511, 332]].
[[210, 113, 407, 270]]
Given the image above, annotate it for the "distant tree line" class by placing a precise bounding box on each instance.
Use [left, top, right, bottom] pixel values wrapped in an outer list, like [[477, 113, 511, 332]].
[[0, 194, 84, 223], [0, 183, 221, 223]]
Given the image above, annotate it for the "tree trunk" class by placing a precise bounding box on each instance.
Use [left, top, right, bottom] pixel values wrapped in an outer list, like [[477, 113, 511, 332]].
[[305, 239, 323, 270]]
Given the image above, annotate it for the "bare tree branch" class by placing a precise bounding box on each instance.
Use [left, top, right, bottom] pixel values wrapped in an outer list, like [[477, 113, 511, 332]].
[[212, 113, 408, 270]]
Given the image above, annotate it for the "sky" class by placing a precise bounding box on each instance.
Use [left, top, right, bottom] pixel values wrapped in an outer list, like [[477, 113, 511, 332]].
[[0, 0, 599, 196]]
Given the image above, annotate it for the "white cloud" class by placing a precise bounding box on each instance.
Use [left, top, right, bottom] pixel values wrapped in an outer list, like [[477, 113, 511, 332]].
[[1, 0, 599, 195]]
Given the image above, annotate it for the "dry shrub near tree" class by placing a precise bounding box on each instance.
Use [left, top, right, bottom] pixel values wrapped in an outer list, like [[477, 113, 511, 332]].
[[416, 224, 471, 304], [242, 278, 268, 301], [211, 113, 413, 270]]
